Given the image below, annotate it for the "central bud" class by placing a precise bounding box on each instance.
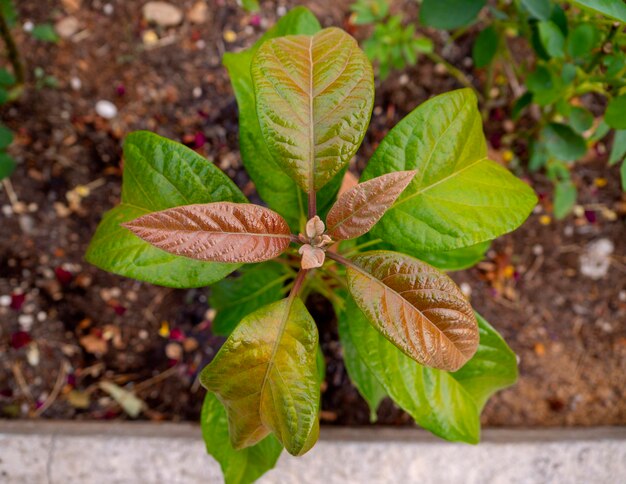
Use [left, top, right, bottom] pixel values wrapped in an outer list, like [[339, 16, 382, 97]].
[[298, 216, 332, 269]]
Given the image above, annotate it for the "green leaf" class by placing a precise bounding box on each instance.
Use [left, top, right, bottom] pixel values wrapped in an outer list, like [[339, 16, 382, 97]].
[[527, 65, 563, 106], [553, 180, 577, 219], [569, 106, 594, 134], [31, 24, 59, 43], [451, 313, 518, 411], [0, 152, 16, 180], [86, 131, 246, 288], [0, 124, 13, 149], [541, 123, 587, 161], [621, 160, 626, 191], [0, 68, 15, 87], [201, 392, 282, 484], [520, 0, 551, 20], [567, 24, 599, 59], [342, 295, 480, 443], [420, 240, 491, 271], [512, 92, 533, 120], [350, 0, 389, 25], [343, 296, 517, 442], [472, 26, 499, 68], [240, 0, 259, 12], [337, 298, 387, 422], [568, 0, 626, 22], [549, 4, 568, 36], [0, 0, 18, 27], [538, 21, 565, 58], [200, 297, 320, 456], [419, 0, 486, 30], [362, 89, 537, 253], [605, 95, 626, 130], [529, 139, 549, 171], [251, 28, 374, 193], [609, 130, 626, 166], [224, 8, 343, 230], [210, 262, 291, 336]]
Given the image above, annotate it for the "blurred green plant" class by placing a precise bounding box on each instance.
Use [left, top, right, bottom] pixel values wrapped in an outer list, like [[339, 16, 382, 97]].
[[0, 0, 21, 180], [350, 0, 478, 90], [419, 0, 626, 216]]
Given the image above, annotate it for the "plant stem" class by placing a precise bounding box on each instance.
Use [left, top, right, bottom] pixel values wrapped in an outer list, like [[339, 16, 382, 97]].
[[289, 269, 308, 298], [326, 251, 358, 270], [586, 23, 618, 73], [426, 51, 482, 101], [0, 8, 25, 94]]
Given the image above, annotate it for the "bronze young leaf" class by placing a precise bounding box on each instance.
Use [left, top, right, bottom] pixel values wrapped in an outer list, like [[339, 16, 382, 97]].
[[251, 27, 374, 194], [122, 202, 291, 263], [326, 170, 417, 240], [344, 251, 479, 371]]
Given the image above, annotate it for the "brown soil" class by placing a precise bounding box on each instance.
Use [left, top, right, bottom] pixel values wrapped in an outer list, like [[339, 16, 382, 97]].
[[1, 0, 625, 428]]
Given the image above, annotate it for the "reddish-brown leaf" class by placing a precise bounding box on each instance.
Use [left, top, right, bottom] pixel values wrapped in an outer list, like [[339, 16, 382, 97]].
[[346, 251, 478, 371], [326, 171, 416, 240], [122, 202, 291, 263]]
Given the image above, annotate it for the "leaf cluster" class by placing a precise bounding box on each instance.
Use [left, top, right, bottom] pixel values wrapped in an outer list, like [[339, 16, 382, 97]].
[[416, 0, 626, 215], [86, 7, 537, 484]]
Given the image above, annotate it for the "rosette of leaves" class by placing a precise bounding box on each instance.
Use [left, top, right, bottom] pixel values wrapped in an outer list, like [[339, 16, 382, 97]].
[[87, 8, 536, 484]]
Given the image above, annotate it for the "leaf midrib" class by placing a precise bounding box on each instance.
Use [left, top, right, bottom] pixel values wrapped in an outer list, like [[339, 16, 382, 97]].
[[391, 157, 487, 209], [308, 35, 315, 197]]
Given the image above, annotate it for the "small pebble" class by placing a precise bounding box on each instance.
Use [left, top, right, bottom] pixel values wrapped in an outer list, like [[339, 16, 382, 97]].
[[187, 1, 208, 24], [103, 3, 114, 15], [192, 86, 202, 98], [0, 295, 11, 307], [19, 314, 34, 331], [55, 16, 80, 38], [460, 282, 472, 298], [142, 1, 183, 27], [26, 343, 40, 366], [223, 29, 237, 42], [532, 244, 543, 256], [23, 21, 34, 32], [95, 100, 118, 119], [277, 5, 287, 16], [142, 29, 159, 46], [165, 342, 183, 360]]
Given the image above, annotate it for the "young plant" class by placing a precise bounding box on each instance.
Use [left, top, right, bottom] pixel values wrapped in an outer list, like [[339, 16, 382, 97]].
[[87, 7, 536, 484]]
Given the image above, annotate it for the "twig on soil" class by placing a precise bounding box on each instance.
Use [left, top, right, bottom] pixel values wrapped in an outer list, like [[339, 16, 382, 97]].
[[2, 178, 19, 207], [34, 359, 69, 417], [11, 361, 35, 407], [133, 364, 180, 394], [143, 289, 173, 323], [524, 254, 544, 282], [425, 51, 483, 102]]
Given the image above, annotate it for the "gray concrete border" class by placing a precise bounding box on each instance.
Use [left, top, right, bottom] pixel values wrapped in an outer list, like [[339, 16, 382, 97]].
[[0, 421, 624, 483]]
